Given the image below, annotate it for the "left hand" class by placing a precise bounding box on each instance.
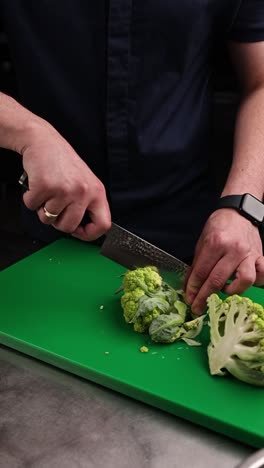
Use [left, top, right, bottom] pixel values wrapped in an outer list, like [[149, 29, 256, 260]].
[[185, 208, 264, 314]]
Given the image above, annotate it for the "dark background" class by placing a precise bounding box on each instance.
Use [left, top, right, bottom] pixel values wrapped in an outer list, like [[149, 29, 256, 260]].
[[0, 28, 239, 270]]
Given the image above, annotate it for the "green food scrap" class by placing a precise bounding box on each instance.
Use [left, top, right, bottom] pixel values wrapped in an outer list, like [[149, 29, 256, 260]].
[[139, 346, 149, 353]]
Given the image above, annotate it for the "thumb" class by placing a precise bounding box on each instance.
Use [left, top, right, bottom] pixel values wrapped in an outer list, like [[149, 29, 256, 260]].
[[255, 256, 264, 287]]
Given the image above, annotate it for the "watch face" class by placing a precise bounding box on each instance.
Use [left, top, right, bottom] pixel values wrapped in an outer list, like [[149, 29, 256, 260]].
[[242, 194, 264, 223]]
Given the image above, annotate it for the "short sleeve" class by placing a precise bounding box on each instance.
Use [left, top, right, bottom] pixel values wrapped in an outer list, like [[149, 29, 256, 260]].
[[228, 0, 264, 42]]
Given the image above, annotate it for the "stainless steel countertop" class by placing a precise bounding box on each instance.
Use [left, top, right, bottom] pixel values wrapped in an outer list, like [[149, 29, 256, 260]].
[[0, 344, 254, 468]]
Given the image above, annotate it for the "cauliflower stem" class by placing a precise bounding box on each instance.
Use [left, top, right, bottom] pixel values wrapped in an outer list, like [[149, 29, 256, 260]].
[[207, 294, 264, 387]]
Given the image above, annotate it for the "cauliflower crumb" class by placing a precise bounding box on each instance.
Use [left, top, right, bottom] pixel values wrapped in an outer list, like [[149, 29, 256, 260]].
[[140, 346, 149, 353], [99, 305, 104, 310], [104, 351, 110, 355]]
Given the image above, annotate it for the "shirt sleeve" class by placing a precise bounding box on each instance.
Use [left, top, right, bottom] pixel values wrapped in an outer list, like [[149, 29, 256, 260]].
[[228, 0, 264, 42]]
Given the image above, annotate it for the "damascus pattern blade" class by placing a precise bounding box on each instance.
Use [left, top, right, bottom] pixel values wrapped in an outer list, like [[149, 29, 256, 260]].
[[100, 223, 189, 286]]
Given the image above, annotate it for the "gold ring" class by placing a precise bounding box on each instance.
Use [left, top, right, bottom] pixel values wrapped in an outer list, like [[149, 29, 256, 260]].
[[43, 206, 59, 219]]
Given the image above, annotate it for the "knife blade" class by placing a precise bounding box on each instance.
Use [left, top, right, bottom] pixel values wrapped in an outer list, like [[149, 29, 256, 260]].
[[100, 223, 189, 289]]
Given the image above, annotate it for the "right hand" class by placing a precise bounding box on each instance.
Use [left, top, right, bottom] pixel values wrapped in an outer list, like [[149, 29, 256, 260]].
[[21, 120, 111, 241]]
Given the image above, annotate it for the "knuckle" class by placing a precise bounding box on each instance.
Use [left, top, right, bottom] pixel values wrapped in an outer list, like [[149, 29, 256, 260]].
[[76, 181, 89, 197], [63, 226, 74, 234], [39, 176, 52, 193], [192, 296, 206, 315], [194, 267, 208, 283], [75, 179, 107, 201], [99, 218, 112, 233], [38, 213, 52, 225], [206, 231, 228, 250], [243, 276, 255, 288], [55, 222, 73, 234], [57, 184, 70, 199], [56, 214, 82, 234], [23, 197, 34, 210], [256, 257, 264, 272], [93, 181, 106, 199], [239, 271, 255, 287], [206, 232, 248, 258], [209, 273, 226, 291], [231, 240, 248, 257]]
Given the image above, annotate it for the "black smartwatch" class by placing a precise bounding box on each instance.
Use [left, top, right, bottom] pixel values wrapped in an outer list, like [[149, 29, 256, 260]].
[[216, 193, 264, 227]]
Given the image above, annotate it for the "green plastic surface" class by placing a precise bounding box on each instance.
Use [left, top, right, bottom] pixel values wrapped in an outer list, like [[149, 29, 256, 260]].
[[1, 238, 264, 447]]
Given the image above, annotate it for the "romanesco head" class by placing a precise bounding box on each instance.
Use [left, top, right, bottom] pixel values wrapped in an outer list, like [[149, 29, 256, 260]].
[[251, 302, 264, 334], [133, 309, 160, 333], [121, 288, 145, 323], [122, 266, 162, 294], [149, 313, 183, 343], [225, 294, 243, 304], [252, 302, 264, 319]]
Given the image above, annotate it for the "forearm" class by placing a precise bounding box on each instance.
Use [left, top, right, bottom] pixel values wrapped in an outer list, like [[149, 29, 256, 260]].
[[0, 92, 53, 154], [221, 86, 264, 200]]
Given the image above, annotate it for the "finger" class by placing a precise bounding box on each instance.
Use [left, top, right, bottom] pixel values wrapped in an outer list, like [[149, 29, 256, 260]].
[[37, 199, 69, 225], [183, 266, 192, 290], [254, 256, 264, 287], [191, 255, 238, 315], [185, 247, 224, 305], [72, 214, 111, 241], [182, 242, 202, 289], [52, 202, 85, 233], [223, 256, 256, 295], [23, 187, 48, 211], [182, 238, 203, 290], [72, 201, 111, 241]]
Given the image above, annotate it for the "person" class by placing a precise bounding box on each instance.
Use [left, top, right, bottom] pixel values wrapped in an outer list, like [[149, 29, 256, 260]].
[[0, 1, 264, 314]]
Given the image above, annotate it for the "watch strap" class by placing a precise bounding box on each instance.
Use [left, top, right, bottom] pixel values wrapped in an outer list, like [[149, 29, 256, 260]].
[[216, 195, 243, 211], [216, 193, 264, 227]]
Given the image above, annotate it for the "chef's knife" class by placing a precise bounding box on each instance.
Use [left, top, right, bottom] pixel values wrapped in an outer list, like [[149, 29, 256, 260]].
[[19, 171, 189, 288], [100, 223, 189, 289]]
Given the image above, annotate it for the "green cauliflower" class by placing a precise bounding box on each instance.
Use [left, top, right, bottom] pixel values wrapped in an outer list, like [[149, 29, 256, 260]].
[[149, 312, 205, 345], [180, 315, 207, 346], [120, 287, 146, 323], [149, 313, 185, 343], [120, 266, 190, 333], [122, 266, 162, 293], [207, 293, 264, 387]]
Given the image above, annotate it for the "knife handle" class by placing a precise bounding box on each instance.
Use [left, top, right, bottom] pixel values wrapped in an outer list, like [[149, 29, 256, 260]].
[[18, 170, 29, 190]]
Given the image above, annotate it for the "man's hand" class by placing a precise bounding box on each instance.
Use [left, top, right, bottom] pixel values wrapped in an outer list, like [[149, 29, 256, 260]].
[[185, 209, 264, 315], [185, 40, 264, 315], [22, 121, 111, 240]]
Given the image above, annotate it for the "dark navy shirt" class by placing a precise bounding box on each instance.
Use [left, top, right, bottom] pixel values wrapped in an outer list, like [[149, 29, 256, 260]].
[[1, 1, 264, 260]]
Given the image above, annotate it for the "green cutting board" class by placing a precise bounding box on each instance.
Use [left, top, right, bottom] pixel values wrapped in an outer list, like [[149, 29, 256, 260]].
[[1, 238, 264, 447]]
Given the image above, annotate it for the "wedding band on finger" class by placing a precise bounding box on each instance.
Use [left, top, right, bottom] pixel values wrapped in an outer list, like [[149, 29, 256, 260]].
[[43, 205, 59, 220]]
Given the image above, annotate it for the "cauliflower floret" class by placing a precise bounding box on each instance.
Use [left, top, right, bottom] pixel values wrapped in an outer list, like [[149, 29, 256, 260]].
[[120, 266, 171, 333], [122, 266, 162, 294], [119, 266, 205, 344], [133, 308, 160, 333], [121, 288, 145, 323]]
